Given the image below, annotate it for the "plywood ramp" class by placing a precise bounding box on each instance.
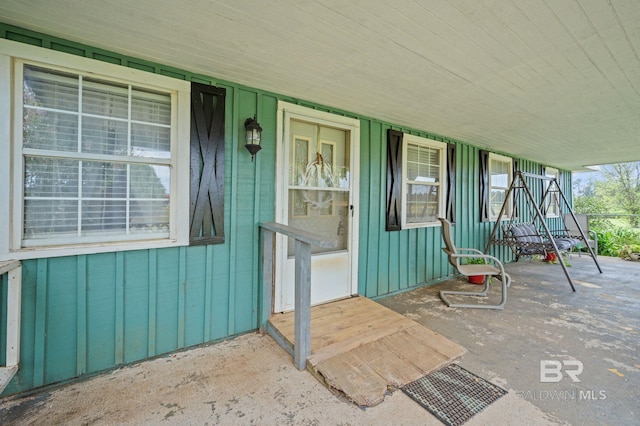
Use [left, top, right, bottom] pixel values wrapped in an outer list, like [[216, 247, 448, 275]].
[[268, 296, 466, 406]]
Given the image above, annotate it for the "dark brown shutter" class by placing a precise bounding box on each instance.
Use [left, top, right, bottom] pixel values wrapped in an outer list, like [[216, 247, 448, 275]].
[[386, 129, 403, 231], [479, 150, 490, 222], [189, 82, 226, 245], [446, 143, 456, 223]]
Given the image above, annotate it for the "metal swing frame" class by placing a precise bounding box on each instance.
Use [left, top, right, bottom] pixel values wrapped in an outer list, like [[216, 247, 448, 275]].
[[486, 171, 602, 292]]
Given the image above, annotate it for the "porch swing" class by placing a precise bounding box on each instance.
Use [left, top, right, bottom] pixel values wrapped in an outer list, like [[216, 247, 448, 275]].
[[486, 171, 602, 292]]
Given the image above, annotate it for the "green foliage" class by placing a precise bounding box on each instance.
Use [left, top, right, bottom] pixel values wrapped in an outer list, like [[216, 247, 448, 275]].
[[596, 163, 640, 226], [593, 226, 640, 257], [573, 195, 610, 227], [463, 257, 487, 265]]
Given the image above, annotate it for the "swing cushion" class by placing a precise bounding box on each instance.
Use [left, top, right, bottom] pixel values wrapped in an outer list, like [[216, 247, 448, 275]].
[[509, 223, 579, 254], [510, 223, 542, 244]]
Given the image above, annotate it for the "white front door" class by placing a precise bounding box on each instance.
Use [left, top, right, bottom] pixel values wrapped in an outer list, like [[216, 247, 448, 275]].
[[275, 102, 360, 312]]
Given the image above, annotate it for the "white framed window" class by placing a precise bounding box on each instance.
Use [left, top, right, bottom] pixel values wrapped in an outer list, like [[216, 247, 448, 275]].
[[488, 153, 513, 221], [544, 167, 560, 217], [0, 39, 190, 260], [401, 135, 447, 227]]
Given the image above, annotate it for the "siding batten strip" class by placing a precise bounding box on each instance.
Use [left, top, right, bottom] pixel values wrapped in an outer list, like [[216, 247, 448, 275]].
[[148, 249, 157, 357], [177, 246, 186, 348], [114, 252, 124, 365], [203, 245, 213, 342], [76, 255, 87, 375], [33, 259, 47, 387], [251, 94, 262, 328], [366, 122, 381, 296], [228, 88, 239, 336]]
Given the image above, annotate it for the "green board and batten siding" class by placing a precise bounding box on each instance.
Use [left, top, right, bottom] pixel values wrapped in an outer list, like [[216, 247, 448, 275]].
[[0, 23, 571, 396]]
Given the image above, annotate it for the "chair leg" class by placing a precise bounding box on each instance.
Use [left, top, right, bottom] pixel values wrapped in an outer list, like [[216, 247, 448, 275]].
[[439, 273, 510, 310]]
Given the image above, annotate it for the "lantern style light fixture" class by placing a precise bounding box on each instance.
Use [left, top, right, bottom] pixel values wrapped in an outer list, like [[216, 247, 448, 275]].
[[244, 115, 263, 161]]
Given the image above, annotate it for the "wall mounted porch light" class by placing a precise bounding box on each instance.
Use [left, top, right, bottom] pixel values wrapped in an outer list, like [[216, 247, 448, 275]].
[[244, 115, 263, 162]]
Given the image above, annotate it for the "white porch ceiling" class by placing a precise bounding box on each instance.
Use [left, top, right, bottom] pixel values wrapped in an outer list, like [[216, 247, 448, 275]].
[[2, 0, 639, 171]]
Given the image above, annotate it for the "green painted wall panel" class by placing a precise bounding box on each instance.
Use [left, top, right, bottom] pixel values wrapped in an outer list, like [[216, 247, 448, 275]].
[[0, 23, 575, 396], [209, 247, 230, 341], [44, 257, 78, 384], [86, 254, 116, 374], [154, 248, 180, 356], [184, 247, 207, 347], [123, 251, 150, 364]]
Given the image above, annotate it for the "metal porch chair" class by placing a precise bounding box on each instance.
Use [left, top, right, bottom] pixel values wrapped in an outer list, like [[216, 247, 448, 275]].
[[438, 218, 511, 310], [563, 213, 598, 257]]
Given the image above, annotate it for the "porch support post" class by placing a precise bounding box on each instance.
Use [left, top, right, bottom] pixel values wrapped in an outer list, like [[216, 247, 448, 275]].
[[294, 240, 311, 370], [0, 260, 22, 395], [260, 228, 274, 331], [6, 264, 22, 367]]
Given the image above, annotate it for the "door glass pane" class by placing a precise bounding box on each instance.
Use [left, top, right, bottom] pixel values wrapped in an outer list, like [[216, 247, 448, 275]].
[[288, 120, 349, 256]]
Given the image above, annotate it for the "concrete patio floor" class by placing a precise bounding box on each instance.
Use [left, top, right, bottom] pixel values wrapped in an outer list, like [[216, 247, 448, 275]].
[[379, 254, 639, 426], [0, 255, 637, 425]]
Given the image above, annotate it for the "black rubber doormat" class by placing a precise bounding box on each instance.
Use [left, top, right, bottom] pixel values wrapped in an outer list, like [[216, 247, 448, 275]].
[[402, 363, 507, 426]]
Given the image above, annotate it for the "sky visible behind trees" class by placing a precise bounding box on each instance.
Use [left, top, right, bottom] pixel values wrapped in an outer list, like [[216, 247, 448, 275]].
[[573, 162, 640, 227]]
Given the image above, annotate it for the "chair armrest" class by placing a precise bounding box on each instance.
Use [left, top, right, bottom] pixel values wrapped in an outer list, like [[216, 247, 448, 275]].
[[451, 252, 503, 267], [452, 253, 508, 275], [455, 248, 485, 255]]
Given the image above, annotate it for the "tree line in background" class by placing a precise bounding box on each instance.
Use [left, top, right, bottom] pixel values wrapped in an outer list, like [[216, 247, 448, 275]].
[[573, 162, 640, 257]]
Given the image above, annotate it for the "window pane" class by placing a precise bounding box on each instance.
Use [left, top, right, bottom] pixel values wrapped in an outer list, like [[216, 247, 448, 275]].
[[130, 165, 170, 233], [132, 89, 171, 125], [407, 143, 440, 182], [82, 78, 128, 119], [82, 161, 127, 199], [24, 157, 79, 197], [24, 66, 79, 111], [24, 199, 78, 239], [23, 109, 78, 152], [490, 159, 510, 188], [490, 189, 510, 217], [291, 137, 309, 186], [82, 200, 126, 233], [130, 165, 170, 199], [406, 184, 439, 223], [82, 117, 128, 155], [131, 123, 171, 155], [129, 200, 170, 234], [321, 143, 334, 169]]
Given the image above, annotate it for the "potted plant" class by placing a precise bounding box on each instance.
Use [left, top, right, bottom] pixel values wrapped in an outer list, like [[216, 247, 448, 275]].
[[464, 257, 488, 284]]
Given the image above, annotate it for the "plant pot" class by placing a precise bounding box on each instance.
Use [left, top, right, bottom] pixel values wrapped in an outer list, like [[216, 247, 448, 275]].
[[468, 275, 485, 285]]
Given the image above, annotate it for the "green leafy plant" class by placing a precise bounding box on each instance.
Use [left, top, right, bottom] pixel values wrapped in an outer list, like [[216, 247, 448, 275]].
[[618, 244, 640, 259], [463, 257, 487, 265], [594, 225, 640, 257]]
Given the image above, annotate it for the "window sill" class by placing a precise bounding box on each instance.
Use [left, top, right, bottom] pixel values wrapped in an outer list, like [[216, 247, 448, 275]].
[[1, 237, 190, 261]]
